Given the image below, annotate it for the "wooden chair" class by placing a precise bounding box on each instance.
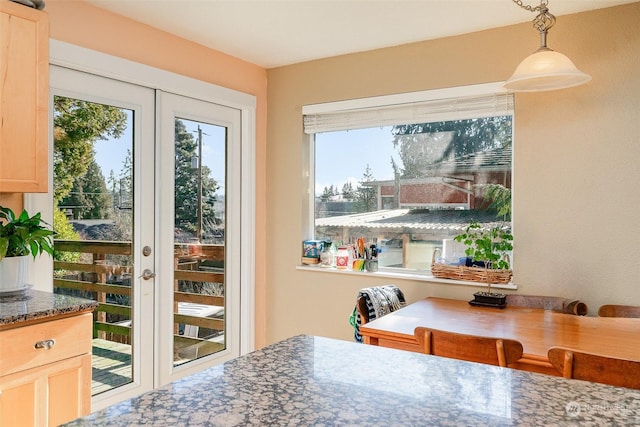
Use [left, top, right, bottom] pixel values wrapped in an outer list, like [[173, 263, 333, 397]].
[[354, 285, 406, 326], [414, 327, 523, 367], [548, 347, 640, 389], [506, 294, 588, 315], [352, 285, 406, 343], [597, 304, 640, 318], [356, 295, 370, 325]]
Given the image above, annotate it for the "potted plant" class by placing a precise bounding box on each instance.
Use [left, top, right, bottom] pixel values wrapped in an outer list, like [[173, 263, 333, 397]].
[[454, 221, 513, 308], [0, 206, 54, 292]]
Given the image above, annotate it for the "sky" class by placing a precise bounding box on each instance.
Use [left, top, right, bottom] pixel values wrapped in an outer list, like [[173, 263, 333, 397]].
[[92, 109, 398, 199], [94, 111, 227, 193], [93, 111, 131, 180], [315, 126, 400, 197]]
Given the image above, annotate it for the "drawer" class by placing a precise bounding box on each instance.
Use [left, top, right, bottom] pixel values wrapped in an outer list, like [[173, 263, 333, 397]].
[[0, 313, 92, 377], [377, 338, 422, 353]]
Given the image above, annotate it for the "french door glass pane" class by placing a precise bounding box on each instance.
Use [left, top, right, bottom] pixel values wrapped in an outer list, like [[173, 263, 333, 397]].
[[52, 95, 134, 395], [173, 118, 227, 366]]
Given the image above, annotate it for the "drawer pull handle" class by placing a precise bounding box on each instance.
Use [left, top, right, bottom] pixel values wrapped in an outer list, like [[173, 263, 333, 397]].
[[34, 339, 56, 350]]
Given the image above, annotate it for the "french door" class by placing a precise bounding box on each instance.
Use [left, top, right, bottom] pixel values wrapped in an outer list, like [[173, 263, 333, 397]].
[[157, 92, 242, 385], [30, 63, 246, 409]]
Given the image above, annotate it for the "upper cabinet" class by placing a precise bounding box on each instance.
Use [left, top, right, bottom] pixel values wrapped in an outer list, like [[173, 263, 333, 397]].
[[0, 0, 48, 193]]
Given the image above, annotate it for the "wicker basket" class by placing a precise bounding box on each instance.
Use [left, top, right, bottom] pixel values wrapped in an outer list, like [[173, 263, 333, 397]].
[[431, 248, 512, 285]]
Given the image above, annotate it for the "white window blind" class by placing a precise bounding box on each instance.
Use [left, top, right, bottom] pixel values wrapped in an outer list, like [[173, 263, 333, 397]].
[[303, 89, 514, 134]]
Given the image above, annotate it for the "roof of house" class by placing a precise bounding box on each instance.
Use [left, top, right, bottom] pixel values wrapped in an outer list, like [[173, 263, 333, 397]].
[[367, 146, 511, 187], [420, 145, 512, 175], [315, 208, 507, 233]]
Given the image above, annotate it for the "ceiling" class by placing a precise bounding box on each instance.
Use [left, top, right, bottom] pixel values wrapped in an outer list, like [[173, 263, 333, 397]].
[[85, 0, 635, 68]]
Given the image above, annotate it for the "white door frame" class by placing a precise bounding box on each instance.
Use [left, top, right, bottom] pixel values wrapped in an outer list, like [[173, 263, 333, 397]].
[[26, 39, 256, 409]]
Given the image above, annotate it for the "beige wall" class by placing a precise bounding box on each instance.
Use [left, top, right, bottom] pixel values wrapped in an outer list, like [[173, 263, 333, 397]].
[[43, 0, 268, 348], [265, 3, 640, 344]]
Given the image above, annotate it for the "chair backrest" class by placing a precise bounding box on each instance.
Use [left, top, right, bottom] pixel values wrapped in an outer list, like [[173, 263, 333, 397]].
[[414, 327, 523, 367], [597, 304, 640, 318], [506, 294, 588, 315], [351, 285, 406, 343], [356, 295, 369, 325], [548, 347, 640, 389]]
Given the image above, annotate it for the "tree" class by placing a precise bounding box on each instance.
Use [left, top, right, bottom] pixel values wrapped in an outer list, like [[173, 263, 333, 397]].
[[475, 183, 512, 221], [354, 164, 377, 212], [320, 184, 346, 202], [320, 184, 334, 202], [60, 159, 111, 219], [107, 170, 118, 214], [391, 116, 512, 178], [117, 149, 133, 210], [174, 120, 219, 239], [53, 96, 127, 203], [81, 160, 111, 219], [52, 208, 81, 268], [341, 182, 356, 201]]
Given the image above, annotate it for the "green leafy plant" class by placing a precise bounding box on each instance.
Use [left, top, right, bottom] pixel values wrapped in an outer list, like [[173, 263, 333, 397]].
[[454, 221, 513, 270], [0, 206, 55, 261], [475, 183, 512, 220]]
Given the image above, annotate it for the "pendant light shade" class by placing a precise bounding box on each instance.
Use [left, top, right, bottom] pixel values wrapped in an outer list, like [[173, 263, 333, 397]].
[[504, 48, 591, 92], [503, 0, 591, 92]]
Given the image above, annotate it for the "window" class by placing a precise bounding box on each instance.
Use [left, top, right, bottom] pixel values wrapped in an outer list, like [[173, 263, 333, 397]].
[[303, 83, 513, 274]]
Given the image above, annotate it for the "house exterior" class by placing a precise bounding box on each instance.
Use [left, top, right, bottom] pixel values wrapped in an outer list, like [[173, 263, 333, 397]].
[[371, 146, 511, 210]]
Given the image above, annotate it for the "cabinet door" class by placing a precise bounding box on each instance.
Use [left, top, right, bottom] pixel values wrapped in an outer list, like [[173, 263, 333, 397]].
[[0, 1, 49, 192], [0, 372, 37, 426], [0, 354, 91, 427]]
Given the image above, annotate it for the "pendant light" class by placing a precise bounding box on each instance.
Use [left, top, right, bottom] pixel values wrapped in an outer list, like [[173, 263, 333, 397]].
[[504, 0, 591, 92]]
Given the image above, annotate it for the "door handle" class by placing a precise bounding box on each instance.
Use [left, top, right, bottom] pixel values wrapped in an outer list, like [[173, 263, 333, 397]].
[[139, 269, 156, 280]]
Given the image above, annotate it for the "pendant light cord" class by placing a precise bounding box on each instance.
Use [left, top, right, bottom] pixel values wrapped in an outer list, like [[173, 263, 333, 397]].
[[512, 0, 556, 50], [511, 0, 547, 13]]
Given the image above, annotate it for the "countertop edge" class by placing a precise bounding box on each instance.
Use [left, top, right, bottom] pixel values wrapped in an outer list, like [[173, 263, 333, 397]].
[[0, 290, 99, 329]]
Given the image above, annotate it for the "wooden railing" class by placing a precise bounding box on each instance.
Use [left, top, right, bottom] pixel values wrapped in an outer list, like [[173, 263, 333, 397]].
[[54, 239, 225, 357], [172, 244, 225, 355]]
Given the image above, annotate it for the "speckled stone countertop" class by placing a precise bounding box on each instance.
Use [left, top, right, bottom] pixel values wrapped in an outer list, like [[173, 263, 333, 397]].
[[64, 335, 640, 426], [0, 289, 97, 327]]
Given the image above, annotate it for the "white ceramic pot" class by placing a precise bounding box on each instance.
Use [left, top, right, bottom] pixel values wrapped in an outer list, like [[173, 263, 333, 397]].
[[0, 255, 28, 292]]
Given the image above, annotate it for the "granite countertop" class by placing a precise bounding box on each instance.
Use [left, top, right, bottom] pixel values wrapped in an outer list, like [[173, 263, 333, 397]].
[[64, 335, 640, 426], [0, 289, 98, 327]]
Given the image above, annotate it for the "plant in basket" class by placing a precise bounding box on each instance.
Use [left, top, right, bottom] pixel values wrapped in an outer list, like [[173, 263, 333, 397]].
[[454, 221, 513, 308]]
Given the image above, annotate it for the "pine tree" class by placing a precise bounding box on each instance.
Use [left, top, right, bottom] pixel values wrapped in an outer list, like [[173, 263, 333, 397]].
[[354, 165, 377, 212], [174, 120, 219, 240]]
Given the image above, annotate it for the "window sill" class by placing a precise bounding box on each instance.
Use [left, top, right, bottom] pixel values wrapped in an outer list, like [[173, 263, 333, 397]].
[[296, 264, 517, 290]]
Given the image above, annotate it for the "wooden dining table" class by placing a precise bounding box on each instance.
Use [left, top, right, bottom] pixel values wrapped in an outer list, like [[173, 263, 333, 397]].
[[359, 297, 640, 375]]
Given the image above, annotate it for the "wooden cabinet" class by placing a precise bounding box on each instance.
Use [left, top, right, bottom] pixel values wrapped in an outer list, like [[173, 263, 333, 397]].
[[0, 313, 93, 426], [0, 0, 49, 193]]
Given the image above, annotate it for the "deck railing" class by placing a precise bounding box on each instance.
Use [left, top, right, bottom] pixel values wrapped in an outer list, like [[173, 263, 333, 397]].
[[54, 239, 225, 355]]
